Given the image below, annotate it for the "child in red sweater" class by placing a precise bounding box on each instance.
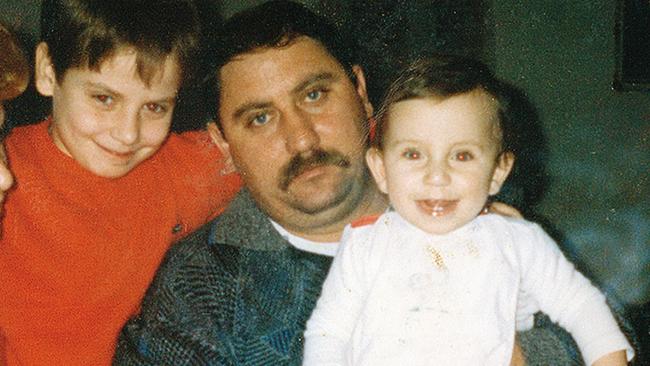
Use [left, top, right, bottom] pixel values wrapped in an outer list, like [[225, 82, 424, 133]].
[[0, 1, 241, 365]]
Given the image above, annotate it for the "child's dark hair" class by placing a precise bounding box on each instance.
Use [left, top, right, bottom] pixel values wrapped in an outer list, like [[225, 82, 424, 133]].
[[40, 0, 201, 86], [374, 54, 517, 157], [204, 0, 359, 129]]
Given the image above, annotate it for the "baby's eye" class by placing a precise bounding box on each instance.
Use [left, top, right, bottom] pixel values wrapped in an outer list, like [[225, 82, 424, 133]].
[[145, 103, 166, 114], [94, 94, 113, 106], [455, 151, 474, 162], [402, 149, 421, 160]]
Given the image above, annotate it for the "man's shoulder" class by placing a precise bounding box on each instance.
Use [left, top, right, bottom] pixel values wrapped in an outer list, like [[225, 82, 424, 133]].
[[158, 223, 221, 277], [166, 220, 250, 267]]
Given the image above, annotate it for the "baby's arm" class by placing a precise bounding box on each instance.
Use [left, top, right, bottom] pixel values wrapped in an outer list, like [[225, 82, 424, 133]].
[[517, 224, 633, 365], [303, 226, 376, 365]]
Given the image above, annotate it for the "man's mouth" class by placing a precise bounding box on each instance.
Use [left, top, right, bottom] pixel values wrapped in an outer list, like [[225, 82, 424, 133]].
[[416, 199, 458, 217], [280, 149, 350, 190]]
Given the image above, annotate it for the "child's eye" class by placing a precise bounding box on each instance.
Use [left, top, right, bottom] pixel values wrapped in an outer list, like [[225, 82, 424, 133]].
[[455, 151, 473, 161], [94, 94, 113, 106], [402, 149, 421, 160], [145, 103, 166, 114]]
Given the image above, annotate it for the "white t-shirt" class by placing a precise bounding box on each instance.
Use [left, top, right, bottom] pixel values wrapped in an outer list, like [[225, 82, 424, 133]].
[[270, 220, 339, 257], [303, 211, 633, 366]]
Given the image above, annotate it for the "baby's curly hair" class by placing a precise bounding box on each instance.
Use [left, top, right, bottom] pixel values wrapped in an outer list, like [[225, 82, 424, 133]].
[[0, 23, 29, 101]]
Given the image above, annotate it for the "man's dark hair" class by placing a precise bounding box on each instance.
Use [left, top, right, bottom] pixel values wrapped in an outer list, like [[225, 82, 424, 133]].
[[373, 54, 518, 156], [40, 0, 201, 86], [204, 0, 359, 127]]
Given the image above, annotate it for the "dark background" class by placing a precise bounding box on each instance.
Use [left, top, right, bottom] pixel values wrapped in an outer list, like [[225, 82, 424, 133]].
[[2, 0, 648, 363]]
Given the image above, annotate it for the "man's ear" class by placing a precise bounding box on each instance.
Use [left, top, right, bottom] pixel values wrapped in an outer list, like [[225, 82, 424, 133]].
[[489, 152, 515, 195], [207, 121, 237, 175], [365, 147, 388, 194], [35, 42, 56, 97], [351, 65, 374, 118]]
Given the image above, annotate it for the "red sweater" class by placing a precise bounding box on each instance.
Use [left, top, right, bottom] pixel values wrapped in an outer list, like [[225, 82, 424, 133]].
[[0, 119, 241, 365]]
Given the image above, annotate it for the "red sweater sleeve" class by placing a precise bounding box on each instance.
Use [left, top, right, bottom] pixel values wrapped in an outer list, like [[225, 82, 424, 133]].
[[161, 130, 242, 238]]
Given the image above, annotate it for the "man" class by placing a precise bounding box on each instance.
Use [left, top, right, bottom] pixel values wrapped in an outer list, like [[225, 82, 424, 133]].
[[114, 1, 584, 364]]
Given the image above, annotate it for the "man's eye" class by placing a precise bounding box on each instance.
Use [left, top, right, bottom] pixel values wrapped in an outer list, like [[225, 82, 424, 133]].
[[250, 112, 269, 126], [402, 149, 421, 160], [305, 88, 327, 102], [94, 95, 113, 106], [455, 151, 473, 161], [145, 103, 166, 114]]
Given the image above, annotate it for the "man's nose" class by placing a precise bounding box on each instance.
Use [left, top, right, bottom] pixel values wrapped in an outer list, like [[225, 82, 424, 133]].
[[281, 108, 320, 154]]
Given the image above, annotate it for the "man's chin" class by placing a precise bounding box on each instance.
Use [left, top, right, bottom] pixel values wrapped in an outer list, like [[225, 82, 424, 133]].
[[285, 186, 348, 215]]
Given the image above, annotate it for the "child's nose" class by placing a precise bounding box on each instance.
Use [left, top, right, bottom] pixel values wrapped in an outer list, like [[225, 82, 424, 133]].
[[111, 112, 140, 145], [423, 160, 451, 186]]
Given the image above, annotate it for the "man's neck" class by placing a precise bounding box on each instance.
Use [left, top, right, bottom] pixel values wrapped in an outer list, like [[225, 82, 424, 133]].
[[281, 183, 388, 243]]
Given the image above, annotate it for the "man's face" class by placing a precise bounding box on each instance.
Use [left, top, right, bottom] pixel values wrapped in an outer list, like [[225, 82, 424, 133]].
[[216, 37, 373, 231], [36, 45, 180, 178]]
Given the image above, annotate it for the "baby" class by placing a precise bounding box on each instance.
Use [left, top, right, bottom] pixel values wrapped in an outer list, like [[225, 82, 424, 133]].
[[303, 55, 633, 366]]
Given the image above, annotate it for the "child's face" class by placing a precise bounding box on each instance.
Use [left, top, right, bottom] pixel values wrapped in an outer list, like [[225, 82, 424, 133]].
[[366, 89, 513, 235], [36, 46, 181, 178]]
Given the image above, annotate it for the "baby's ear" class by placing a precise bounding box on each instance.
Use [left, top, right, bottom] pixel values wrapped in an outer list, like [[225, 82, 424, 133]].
[[35, 42, 56, 97], [365, 147, 389, 194], [489, 152, 515, 195], [207, 121, 237, 175]]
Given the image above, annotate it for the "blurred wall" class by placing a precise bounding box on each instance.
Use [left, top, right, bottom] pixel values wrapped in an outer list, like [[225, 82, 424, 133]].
[[485, 0, 648, 307]]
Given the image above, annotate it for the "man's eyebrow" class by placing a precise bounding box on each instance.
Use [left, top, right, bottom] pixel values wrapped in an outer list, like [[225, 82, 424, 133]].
[[231, 73, 338, 120], [291, 72, 337, 95], [233, 101, 273, 120]]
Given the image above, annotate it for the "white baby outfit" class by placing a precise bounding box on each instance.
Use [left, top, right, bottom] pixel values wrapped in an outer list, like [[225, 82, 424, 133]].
[[304, 211, 632, 366]]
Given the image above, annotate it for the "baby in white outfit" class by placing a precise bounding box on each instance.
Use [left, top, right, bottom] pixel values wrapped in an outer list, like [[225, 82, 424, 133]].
[[303, 55, 633, 366]]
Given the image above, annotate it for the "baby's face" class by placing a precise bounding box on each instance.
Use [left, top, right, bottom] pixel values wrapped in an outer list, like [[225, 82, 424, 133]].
[[366, 89, 513, 235]]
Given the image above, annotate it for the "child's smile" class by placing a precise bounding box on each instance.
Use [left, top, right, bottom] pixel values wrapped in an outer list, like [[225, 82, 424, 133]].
[[415, 199, 459, 217], [37, 46, 181, 178]]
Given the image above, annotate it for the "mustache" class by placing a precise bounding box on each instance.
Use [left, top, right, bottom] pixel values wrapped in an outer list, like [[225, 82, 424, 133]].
[[280, 149, 350, 191]]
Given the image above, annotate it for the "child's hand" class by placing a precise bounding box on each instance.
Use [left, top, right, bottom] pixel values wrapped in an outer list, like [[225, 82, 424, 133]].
[[592, 350, 627, 366], [509, 338, 526, 366], [0, 143, 13, 208]]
